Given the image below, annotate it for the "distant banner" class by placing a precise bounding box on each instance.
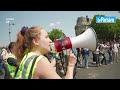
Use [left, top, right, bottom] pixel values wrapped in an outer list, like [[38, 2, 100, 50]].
[[96, 16, 116, 23]]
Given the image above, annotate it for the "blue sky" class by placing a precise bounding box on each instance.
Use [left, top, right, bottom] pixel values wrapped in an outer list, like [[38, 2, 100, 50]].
[[0, 11, 120, 46]]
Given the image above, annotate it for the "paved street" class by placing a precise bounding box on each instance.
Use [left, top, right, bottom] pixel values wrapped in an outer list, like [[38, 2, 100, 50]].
[[75, 52, 120, 79], [0, 51, 120, 79]]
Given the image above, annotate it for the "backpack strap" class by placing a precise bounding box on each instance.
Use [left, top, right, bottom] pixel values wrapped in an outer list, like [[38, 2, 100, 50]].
[[28, 56, 39, 79], [13, 65, 19, 78]]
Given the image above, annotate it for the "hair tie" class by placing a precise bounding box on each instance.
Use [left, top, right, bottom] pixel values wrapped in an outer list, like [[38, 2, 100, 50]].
[[21, 26, 28, 36]]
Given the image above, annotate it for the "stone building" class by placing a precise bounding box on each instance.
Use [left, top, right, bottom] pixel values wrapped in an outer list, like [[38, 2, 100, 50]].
[[75, 16, 92, 36]]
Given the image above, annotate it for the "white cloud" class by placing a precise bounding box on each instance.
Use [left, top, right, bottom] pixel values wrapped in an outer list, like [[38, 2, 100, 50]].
[[49, 21, 62, 28], [50, 23, 55, 27], [56, 21, 61, 25]]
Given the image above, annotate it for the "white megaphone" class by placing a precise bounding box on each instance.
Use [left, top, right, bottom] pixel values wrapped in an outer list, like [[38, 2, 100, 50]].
[[50, 27, 97, 53]]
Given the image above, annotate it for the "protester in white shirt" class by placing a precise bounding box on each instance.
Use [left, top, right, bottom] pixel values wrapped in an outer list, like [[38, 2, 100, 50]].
[[0, 48, 9, 61], [113, 41, 119, 63], [0, 48, 9, 74], [99, 42, 108, 65]]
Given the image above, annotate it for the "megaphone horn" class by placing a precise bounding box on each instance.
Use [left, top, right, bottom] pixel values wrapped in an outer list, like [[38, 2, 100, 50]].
[[50, 27, 97, 53]]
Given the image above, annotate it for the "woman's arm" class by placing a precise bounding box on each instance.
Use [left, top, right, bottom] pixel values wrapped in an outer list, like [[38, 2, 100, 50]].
[[64, 50, 77, 79]]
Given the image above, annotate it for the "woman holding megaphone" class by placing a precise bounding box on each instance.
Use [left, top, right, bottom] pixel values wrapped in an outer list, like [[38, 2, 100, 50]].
[[14, 26, 77, 79]]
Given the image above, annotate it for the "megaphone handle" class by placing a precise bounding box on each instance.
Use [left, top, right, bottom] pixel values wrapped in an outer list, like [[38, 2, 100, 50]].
[[70, 48, 77, 79], [60, 51, 67, 76], [73, 62, 77, 79]]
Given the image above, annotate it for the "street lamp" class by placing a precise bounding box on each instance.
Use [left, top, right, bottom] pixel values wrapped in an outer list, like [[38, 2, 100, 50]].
[[8, 23, 15, 43]]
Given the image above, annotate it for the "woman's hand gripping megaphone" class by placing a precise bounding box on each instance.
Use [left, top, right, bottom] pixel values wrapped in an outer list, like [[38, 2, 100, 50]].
[[67, 50, 77, 67]]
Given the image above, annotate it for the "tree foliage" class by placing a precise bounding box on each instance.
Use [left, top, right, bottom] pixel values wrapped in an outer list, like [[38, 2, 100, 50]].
[[48, 28, 64, 42], [91, 15, 120, 42]]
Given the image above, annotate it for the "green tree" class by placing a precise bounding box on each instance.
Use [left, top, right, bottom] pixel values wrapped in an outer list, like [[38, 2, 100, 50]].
[[91, 15, 120, 41], [48, 28, 64, 42], [116, 19, 120, 39]]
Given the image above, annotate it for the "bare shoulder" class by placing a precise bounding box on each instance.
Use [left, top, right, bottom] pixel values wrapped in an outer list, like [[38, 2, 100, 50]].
[[35, 55, 50, 69], [35, 55, 61, 79], [37, 55, 50, 64]]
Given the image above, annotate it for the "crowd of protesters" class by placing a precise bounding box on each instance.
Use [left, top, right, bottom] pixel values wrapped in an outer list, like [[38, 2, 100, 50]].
[[75, 40, 120, 69]]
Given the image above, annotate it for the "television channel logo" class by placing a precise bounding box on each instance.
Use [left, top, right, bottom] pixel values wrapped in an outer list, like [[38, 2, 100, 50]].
[[96, 16, 116, 23]]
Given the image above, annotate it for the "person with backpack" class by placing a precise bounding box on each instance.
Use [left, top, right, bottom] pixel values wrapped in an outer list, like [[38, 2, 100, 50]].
[[4, 42, 18, 79]]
